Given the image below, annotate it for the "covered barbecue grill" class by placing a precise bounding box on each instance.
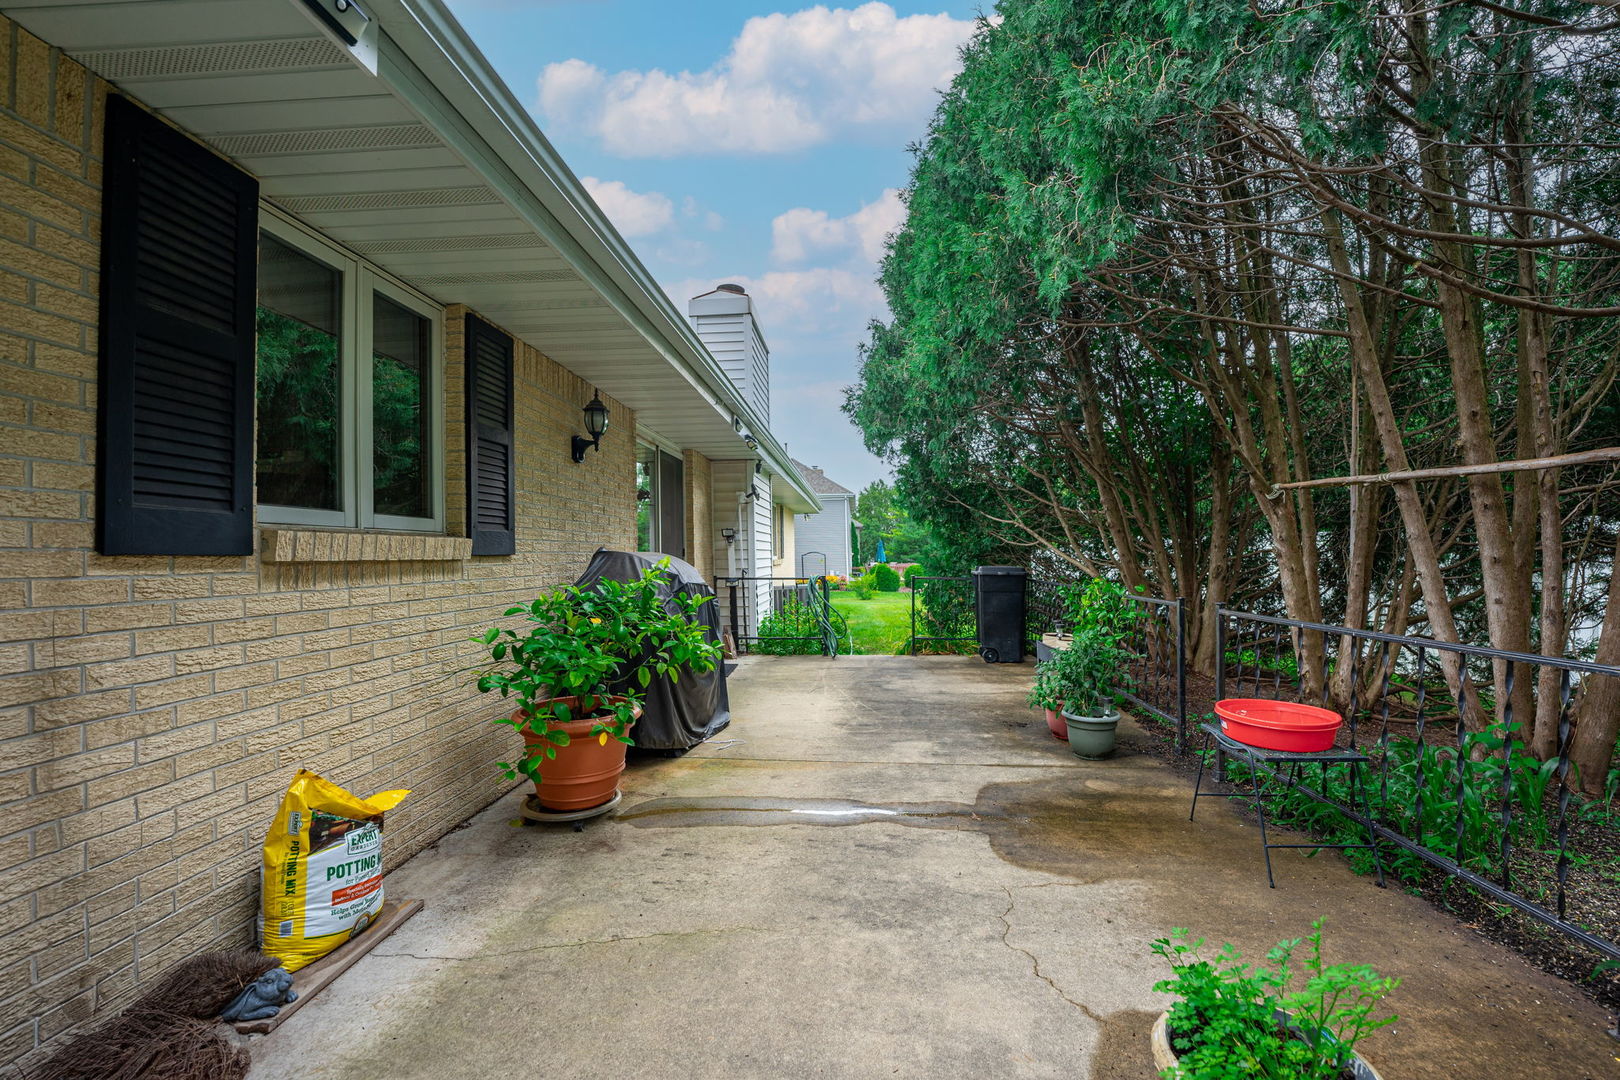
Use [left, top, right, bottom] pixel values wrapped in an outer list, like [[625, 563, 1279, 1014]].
[[573, 549, 730, 751]]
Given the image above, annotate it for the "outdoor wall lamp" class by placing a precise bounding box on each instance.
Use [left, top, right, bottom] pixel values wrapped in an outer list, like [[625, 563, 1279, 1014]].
[[721, 528, 737, 544], [571, 390, 610, 463], [743, 434, 758, 451]]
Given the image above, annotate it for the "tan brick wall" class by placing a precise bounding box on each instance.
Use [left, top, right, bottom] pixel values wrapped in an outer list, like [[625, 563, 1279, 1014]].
[[0, 22, 636, 1069], [682, 449, 712, 581]]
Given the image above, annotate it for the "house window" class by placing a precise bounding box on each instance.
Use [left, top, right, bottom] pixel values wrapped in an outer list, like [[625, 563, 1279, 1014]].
[[634, 442, 685, 557], [636, 444, 657, 550], [774, 502, 784, 558], [255, 212, 443, 531]]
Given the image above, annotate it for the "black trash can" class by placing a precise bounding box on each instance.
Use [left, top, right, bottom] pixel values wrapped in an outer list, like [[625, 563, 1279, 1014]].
[[972, 565, 1026, 664]]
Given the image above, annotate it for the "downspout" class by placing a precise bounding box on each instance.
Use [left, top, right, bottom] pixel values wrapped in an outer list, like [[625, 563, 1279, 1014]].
[[728, 490, 747, 579]]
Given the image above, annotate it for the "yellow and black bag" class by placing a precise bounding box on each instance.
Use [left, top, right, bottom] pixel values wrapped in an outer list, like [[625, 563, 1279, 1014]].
[[259, 770, 409, 972]]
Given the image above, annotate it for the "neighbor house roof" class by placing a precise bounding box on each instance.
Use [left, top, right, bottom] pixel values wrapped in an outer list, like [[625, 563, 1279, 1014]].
[[792, 459, 855, 498]]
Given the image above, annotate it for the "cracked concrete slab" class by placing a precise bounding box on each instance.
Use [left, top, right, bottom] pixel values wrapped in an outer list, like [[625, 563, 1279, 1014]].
[[246, 655, 1618, 1080]]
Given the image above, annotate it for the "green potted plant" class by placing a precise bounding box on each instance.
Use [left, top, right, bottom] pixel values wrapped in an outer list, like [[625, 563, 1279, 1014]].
[[472, 561, 721, 812], [1029, 579, 1135, 757], [1150, 920, 1397, 1079], [1046, 626, 1132, 756], [1026, 666, 1068, 741]]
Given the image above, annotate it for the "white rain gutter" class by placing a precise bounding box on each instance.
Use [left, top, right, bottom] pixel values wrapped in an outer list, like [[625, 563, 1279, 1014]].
[[367, 0, 821, 513]]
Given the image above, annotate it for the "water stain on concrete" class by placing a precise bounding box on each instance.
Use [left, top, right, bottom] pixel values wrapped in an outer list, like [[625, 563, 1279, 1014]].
[[617, 774, 1173, 886], [618, 795, 1002, 829]]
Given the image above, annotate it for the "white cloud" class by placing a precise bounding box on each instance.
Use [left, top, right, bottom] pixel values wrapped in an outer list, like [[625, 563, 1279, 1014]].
[[682, 196, 726, 232], [538, 4, 980, 157], [580, 176, 674, 237], [771, 188, 904, 265]]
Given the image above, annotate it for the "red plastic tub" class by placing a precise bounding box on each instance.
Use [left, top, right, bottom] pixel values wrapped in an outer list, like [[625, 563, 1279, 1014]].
[[1214, 699, 1342, 753]]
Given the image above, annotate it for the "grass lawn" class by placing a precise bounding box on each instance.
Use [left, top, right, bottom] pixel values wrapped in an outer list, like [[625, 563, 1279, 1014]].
[[830, 590, 913, 654]]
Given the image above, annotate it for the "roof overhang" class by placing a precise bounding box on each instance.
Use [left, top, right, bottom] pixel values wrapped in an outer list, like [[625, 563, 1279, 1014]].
[[4, 0, 820, 511]]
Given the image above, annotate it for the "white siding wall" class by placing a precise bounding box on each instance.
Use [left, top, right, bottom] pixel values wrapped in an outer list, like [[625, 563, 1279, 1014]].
[[750, 470, 774, 628], [689, 289, 770, 426], [745, 315, 770, 424], [709, 461, 777, 641], [795, 495, 853, 579]]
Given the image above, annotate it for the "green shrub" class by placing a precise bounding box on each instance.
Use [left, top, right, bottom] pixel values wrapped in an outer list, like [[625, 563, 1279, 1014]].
[[754, 599, 823, 655], [850, 572, 878, 600], [871, 563, 901, 592], [903, 564, 925, 588], [912, 576, 975, 654], [1233, 719, 1567, 880]]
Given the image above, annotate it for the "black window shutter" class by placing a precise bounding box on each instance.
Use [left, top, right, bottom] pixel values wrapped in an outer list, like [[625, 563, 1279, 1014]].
[[465, 315, 515, 556], [658, 450, 684, 559], [98, 95, 258, 556]]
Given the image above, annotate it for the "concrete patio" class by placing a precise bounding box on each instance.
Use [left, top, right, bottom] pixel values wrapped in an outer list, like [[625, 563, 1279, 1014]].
[[246, 656, 1618, 1080]]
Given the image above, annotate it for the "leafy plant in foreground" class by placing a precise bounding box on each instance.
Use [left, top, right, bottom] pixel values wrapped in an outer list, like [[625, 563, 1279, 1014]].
[[1152, 920, 1399, 1080]]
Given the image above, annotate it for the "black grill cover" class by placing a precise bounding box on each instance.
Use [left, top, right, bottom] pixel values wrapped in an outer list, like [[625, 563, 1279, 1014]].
[[573, 549, 730, 751]]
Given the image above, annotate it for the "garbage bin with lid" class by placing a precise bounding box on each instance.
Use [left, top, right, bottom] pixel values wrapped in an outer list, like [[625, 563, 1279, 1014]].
[[973, 565, 1026, 664]]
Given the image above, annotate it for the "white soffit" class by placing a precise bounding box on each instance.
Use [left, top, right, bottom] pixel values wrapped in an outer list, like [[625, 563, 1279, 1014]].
[[1, 0, 821, 488]]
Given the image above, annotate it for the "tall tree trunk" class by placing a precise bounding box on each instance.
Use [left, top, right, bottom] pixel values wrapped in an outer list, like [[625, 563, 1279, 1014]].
[[1195, 443, 1235, 676], [1323, 213, 1477, 718], [1568, 528, 1620, 796], [1406, 0, 1533, 732]]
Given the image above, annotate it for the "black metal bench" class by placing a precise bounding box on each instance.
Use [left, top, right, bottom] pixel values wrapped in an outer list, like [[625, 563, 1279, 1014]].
[[1190, 722, 1386, 889]]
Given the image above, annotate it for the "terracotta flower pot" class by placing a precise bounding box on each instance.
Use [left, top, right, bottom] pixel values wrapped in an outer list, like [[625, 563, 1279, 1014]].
[[1044, 706, 1069, 741], [515, 696, 641, 812], [1150, 1011, 1384, 1079]]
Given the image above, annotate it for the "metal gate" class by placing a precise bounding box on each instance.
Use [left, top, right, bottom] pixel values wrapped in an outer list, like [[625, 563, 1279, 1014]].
[[717, 575, 847, 656]]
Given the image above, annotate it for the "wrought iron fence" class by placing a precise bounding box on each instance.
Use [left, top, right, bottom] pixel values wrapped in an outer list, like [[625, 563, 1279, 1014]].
[[1213, 604, 1620, 963], [717, 575, 845, 656], [1120, 595, 1188, 752], [908, 575, 976, 654]]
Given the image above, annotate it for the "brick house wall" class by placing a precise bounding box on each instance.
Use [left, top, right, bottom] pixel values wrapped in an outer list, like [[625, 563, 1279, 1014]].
[[683, 449, 712, 581], [0, 20, 638, 1069]]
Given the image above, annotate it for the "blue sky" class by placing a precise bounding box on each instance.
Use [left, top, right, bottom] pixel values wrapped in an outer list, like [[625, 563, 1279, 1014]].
[[443, 1, 988, 493]]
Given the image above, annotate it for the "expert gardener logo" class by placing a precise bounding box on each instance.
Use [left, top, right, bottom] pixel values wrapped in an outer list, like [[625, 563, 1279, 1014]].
[[344, 824, 380, 856]]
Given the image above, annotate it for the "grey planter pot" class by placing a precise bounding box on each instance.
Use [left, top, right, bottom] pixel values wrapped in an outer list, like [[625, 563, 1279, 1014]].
[[1150, 1011, 1385, 1079], [1062, 706, 1120, 759]]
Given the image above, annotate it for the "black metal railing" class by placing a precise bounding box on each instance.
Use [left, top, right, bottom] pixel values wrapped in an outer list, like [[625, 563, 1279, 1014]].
[[909, 575, 975, 654], [717, 575, 844, 656], [1120, 595, 1189, 752], [1212, 604, 1620, 963]]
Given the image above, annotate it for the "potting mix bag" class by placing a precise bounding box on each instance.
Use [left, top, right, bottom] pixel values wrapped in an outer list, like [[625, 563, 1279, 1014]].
[[260, 769, 410, 972]]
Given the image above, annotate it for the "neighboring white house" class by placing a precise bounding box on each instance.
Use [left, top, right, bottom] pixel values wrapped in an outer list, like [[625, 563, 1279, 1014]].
[[792, 460, 857, 580]]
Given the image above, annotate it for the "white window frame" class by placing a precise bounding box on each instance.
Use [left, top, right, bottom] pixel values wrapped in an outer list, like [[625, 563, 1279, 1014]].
[[256, 208, 445, 533], [635, 441, 660, 552]]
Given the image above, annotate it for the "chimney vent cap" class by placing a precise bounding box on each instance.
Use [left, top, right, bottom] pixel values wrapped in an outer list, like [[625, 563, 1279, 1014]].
[[716, 282, 747, 294]]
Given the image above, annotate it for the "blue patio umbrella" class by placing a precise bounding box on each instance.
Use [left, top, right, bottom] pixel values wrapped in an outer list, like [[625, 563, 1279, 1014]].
[[875, 538, 888, 563]]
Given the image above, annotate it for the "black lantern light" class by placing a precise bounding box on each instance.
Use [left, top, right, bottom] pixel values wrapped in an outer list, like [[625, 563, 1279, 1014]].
[[571, 390, 610, 462]]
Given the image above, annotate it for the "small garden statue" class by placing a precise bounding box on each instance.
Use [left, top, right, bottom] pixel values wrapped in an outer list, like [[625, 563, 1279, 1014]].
[[219, 966, 297, 1022]]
